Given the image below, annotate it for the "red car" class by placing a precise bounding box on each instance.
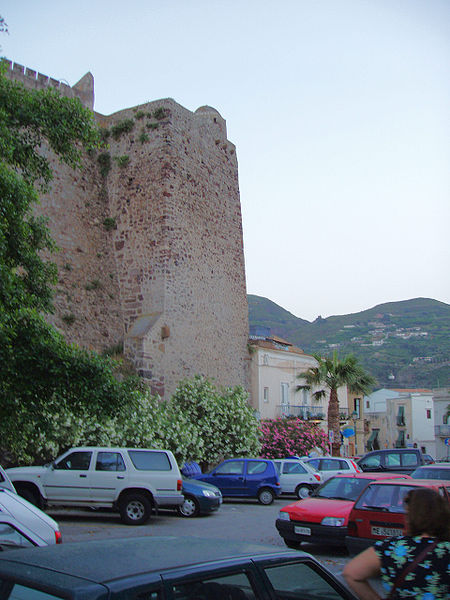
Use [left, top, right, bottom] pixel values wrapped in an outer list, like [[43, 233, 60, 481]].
[[275, 473, 410, 548], [346, 478, 450, 554]]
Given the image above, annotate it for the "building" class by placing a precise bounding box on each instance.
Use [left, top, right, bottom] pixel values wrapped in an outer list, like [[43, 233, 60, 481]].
[[5, 61, 249, 399], [433, 387, 450, 460]]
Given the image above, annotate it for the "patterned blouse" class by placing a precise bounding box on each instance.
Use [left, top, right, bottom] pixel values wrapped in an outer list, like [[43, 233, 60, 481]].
[[374, 535, 450, 599]]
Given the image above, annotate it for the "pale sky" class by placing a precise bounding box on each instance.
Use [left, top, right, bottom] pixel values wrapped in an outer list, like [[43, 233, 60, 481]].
[[2, 0, 449, 321]]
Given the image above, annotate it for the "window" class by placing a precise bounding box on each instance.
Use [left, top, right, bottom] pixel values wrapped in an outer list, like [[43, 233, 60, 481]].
[[366, 430, 380, 452], [264, 561, 344, 599], [5, 584, 61, 600], [0, 522, 35, 549], [338, 460, 350, 470], [395, 430, 406, 448], [386, 453, 401, 467], [354, 398, 361, 419], [215, 460, 244, 475], [247, 461, 267, 475], [396, 406, 405, 426], [426, 409, 431, 419], [402, 452, 419, 466], [359, 453, 381, 468], [263, 387, 269, 403], [263, 354, 269, 365], [96, 452, 126, 472], [54, 451, 92, 470], [366, 400, 370, 409], [172, 571, 256, 600], [128, 450, 171, 471], [283, 462, 307, 475]]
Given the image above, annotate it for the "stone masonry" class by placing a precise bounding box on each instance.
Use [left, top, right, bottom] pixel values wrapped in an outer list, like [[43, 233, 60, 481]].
[[5, 62, 249, 398]]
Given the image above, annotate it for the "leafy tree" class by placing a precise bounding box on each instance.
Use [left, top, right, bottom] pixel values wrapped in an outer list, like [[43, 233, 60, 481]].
[[259, 418, 328, 459], [298, 352, 376, 456]]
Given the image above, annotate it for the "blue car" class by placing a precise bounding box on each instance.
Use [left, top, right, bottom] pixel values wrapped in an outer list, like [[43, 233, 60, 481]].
[[177, 477, 222, 518], [192, 458, 281, 505]]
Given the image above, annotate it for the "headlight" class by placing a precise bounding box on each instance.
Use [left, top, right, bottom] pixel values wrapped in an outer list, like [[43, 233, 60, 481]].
[[202, 489, 217, 497], [278, 511, 290, 521], [321, 517, 345, 526]]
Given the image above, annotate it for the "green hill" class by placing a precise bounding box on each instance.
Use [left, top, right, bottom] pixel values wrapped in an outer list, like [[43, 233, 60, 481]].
[[248, 296, 450, 389]]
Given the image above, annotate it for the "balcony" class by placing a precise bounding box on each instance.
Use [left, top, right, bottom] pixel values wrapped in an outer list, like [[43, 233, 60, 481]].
[[435, 425, 450, 437], [276, 405, 325, 420]]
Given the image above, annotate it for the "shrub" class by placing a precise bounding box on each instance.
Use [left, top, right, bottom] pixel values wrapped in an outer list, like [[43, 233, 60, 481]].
[[115, 155, 130, 168], [97, 152, 111, 178], [111, 119, 135, 140], [259, 417, 328, 459], [103, 217, 116, 231]]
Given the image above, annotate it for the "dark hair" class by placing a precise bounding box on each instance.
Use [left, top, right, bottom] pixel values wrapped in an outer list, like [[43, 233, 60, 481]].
[[405, 488, 450, 540]]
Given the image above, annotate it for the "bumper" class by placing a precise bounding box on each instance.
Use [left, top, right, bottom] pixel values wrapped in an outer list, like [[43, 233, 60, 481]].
[[276, 519, 348, 546], [198, 496, 222, 514], [155, 494, 184, 508], [345, 535, 375, 555]]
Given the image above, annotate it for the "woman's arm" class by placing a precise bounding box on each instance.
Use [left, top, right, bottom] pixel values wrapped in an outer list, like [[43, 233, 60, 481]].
[[342, 546, 382, 600]]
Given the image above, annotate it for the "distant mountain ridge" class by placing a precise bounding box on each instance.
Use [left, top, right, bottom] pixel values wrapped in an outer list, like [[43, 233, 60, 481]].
[[248, 295, 450, 389]]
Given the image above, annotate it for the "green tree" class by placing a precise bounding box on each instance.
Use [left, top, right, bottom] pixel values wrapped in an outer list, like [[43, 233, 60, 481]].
[[298, 352, 376, 456]]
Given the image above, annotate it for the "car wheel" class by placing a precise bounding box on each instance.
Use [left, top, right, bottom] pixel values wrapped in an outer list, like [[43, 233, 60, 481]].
[[257, 487, 275, 505], [16, 485, 40, 506], [119, 493, 152, 525], [295, 484, 312, 499], [284, 539, 302, 549], [177, 494, 200, 518]]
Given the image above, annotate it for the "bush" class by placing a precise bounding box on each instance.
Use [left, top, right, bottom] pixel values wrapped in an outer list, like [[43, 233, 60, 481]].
[[259, 417, 328, 459]]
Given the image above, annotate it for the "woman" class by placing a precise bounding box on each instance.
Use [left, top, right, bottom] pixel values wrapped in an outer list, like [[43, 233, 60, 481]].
[[343, 487, 450, 599]]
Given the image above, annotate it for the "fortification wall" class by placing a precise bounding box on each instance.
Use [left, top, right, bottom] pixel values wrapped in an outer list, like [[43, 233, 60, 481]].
[[6, 62, 249, 398]]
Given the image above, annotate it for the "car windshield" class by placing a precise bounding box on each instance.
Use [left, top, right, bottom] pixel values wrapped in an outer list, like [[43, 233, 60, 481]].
[[313, 477, 370, 500], [412, 467, 450, 480]]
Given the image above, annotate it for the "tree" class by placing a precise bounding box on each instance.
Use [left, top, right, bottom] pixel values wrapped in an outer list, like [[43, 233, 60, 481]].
[[298, 352, 376, 456]]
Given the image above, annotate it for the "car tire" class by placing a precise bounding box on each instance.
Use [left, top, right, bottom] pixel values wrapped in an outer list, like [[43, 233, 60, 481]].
[[16, 485, 40, 507], [257, 487, 275, 505], [284, 539, 302, 549], [119, 493, 152, 525], [295, 484, 312, 499], [177, 494, 200, 518]]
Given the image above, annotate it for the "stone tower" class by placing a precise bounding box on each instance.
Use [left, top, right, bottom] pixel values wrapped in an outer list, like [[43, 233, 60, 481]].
[[5, 61, 249, 398]]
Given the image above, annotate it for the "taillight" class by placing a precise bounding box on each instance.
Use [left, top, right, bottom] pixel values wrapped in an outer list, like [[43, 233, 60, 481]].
[[314, 474, 321, 482], [55, 530, 62, 544], [177, 479, 182, 491], [350, 460, 361, 472]]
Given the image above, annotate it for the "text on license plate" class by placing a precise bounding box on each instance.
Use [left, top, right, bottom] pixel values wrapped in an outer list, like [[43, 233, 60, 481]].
[[294, 526, 311, 535], [371, 526, 403, 537]]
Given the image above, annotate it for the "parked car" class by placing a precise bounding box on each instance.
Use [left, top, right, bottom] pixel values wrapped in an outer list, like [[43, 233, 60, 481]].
[[0, 488, 61, 547], [275, 473, 410, 549], [410, 462, 450, 480], [422, 453, 435, 464], [273, 458, 322, 498], [357, 448, 425, 474], [176, 477, 222, 518], [192, 458, 281, 505], [346, 478, 450, 555], [0, 535, 358, 600], [303, 457, 361, 481], [0, 466, 16, 494], [6, 447, 183, 525]]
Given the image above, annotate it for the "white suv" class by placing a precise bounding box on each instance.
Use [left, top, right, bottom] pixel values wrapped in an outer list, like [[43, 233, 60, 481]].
[[6, 447, 183, 525]]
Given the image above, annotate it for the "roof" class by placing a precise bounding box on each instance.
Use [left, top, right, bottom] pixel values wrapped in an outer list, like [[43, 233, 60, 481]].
[[249, 339, 306, 355], [391, 388, 433, 393], [366, 479, 446, 487], [0, 537, 304, 584]]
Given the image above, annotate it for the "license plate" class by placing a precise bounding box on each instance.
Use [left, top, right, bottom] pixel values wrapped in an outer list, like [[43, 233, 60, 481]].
[[294, 526, 311, 535], [371, 526, 403, 537]]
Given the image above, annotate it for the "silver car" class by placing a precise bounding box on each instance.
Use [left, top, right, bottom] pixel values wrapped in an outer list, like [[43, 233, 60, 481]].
[[273, 458, 322, 498], [303, 457, 361, 482]]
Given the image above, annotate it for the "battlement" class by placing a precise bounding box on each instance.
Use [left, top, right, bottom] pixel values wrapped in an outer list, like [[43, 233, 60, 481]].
[[3, 59, 94, 110]]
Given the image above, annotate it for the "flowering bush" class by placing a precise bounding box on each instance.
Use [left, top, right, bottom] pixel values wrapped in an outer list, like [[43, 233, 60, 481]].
[[259, 417, 328, 459]]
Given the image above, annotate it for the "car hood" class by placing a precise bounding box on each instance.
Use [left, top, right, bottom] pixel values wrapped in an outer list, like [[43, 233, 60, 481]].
[[182, 478, 221, 494], [6, 466, 49, 477], [281, 497, 355, 523]]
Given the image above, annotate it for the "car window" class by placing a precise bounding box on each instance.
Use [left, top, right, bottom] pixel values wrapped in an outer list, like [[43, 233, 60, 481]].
[[54, 451, 92, 470], [315, 477, 369, 500], [128, 451, 171, 471], [283, 462, 307, 475], [246, 461, 267, 475], [215, 460, 244, 475], [264, 561, 344, 599], [96, 452, 126, 472], [359, 454, 381, 468], [355, 484, 416, 512], [4, 584, 62, 600], [385, 453, 401, 467], [321, 459, 339, 471], [307, 459, 320, 470], [0, 523, 35, 549], [401, 452, 419, 466], [338, 460, 350, 470], [172, 571, 256, 599]]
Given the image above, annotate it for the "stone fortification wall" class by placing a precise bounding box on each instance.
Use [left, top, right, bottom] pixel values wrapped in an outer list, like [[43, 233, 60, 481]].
[[6, 62, 249, 398]]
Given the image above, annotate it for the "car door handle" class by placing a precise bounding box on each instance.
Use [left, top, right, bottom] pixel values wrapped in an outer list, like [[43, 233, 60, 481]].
[[117, 475, 125, 479], [79, 474, 87, 478]]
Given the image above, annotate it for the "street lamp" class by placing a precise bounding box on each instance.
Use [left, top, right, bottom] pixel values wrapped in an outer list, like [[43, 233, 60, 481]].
[[351, 410, 358, 455]]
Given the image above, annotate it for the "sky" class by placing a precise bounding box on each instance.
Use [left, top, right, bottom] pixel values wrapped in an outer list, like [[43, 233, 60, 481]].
[[2, 1, 449, 321]]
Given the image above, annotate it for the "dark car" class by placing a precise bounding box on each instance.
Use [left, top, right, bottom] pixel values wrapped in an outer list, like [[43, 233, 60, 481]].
[[275, 473, 409, 549], [410, 462, 450, 480], [346, 479, 450, 555], [192, 458, 281, 505], [0, 536, 358, 600], [357, 448, 425, 474], [177, 477, 222, 517]]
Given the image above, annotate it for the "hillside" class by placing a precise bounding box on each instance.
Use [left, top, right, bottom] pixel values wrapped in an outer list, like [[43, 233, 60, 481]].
[[248, 296, 450, 389]]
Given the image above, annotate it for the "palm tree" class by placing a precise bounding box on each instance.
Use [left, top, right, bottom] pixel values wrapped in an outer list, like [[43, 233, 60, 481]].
[[298, 352, 376, 456]]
